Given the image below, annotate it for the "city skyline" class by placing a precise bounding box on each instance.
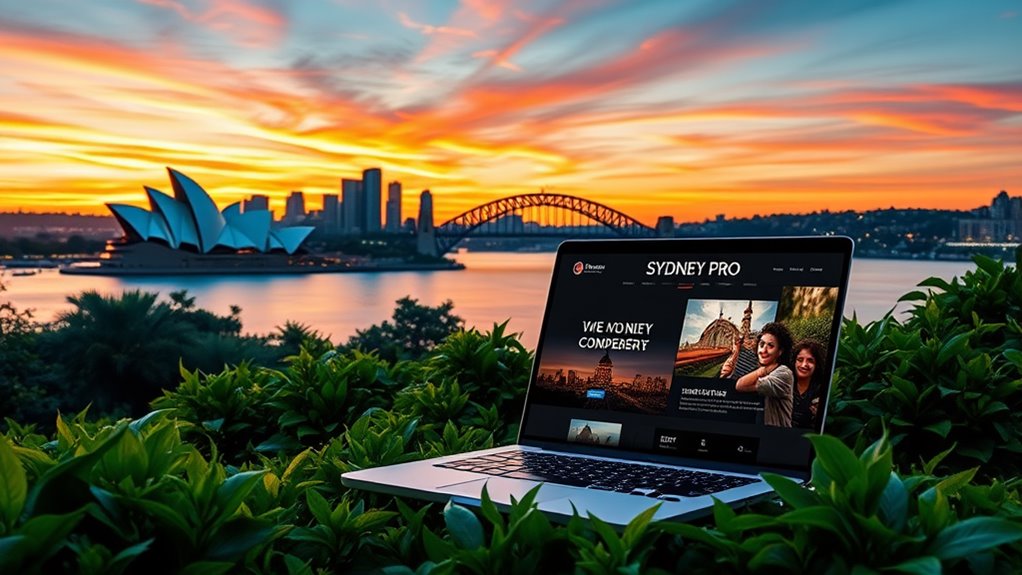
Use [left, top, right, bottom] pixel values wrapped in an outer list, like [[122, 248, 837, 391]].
[[0, 1, 1019, 224]]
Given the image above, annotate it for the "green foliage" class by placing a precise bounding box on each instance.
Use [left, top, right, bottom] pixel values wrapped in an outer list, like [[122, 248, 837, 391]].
[[343, 296, 464, 362], [426, 321, 533, 444], [830, 253, 1022, 477], [2, 257, 1022, 572], [415, 486, 571, 575], [271, 321, 334, 364], [267, 348, 403, 447], [661, 434, 1022, 573], [0, 281, 63, 426], [287, 490, 396, 570], [25, 289, 267, 420], [151, 362, 275, 462]]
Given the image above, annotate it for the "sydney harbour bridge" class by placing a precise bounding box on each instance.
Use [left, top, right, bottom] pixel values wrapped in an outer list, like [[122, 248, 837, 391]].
[[418, 192, 671, 255]]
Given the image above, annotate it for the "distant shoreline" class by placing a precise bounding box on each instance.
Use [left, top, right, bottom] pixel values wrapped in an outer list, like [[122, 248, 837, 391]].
[[58, 260, 465, 276]]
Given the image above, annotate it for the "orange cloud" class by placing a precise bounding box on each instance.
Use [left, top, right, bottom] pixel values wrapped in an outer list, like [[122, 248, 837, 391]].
[[0, 13, 1018, 226]]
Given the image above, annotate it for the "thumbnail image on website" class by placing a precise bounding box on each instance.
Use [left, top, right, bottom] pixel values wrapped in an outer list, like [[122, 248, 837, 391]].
[[673, 286, 838, 429], [567, 418, 622, 447]]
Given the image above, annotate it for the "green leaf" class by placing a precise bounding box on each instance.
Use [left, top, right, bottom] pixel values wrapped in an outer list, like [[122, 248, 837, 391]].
[[23, 426, 127, 517], [936, 333, 970, 366], [305, 490, 333, 526], [588, 514, 625, 558], [762, 473, 819, 509], [930, 517, 1022, 560], [778, 506, 851, 548], [477, 484, 504, 532], [885, 556, 940, 575], [254, 434, 302, 454], [202, 418, 225, 433], [215, 470, 265, 516], [0, 435, 27, 531], [421, 527, 455, 562], [923, 421, 951, 439], [109, 539, 154, 571], [897, 291, 928, 302], [934, 467, 977, 496], [808, 435, 862, 488], [922, 444, 956, 475], [972, 254, 1003, 276], [1003, 349, 1022, 369], [622, 503, 659, 547], [917, 277, 951, 291], [443, 502, 483, 550], [748, 541, 801, 571], [134, 499, 194, 547], [878, 473, 908, 533], [0, 535, 29, 571], [206, 517, 276, 561]]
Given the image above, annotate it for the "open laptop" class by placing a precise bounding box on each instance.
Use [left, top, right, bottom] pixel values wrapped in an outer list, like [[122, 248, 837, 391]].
[[342, 236, 855, 525]]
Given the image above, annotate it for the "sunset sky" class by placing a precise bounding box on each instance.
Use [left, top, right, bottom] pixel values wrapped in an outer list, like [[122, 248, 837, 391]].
[[1, 0, 1020, 225]]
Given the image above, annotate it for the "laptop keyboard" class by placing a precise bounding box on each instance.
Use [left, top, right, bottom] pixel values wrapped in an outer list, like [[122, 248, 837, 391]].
[[434, 451, 757, 500]]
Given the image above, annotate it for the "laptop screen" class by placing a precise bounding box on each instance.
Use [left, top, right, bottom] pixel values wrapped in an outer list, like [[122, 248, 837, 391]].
[[518, 236, 854, 475]]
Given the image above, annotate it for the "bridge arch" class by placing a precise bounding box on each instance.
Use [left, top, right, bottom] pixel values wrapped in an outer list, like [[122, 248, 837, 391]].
[[434, 193, 655, 254]]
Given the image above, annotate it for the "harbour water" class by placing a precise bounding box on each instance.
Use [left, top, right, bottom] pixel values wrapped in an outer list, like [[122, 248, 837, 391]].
[[1, 252, 977, 349]]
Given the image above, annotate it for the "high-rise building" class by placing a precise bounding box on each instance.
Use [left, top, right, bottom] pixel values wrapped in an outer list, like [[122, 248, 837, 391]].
[[385, 181, 402, 233], [416, 189, 436, 256], [322, 194, 339, 232], [362, 168, 382, 233], [284, 191, 306, 224], [957, 190, 1022, 242], [243, 195, 269, 213], [341, 178, 362, 234]]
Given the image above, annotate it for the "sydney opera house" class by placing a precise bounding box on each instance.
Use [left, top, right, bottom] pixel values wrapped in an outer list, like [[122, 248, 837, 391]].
[[66, 168, 314, 274]]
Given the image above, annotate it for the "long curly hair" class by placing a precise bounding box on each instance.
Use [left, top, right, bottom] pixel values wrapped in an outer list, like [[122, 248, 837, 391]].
[[758, 322, 793, 366]]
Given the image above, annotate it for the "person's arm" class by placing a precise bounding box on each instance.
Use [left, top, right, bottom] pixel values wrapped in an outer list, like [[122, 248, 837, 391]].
[[735, 367, 764, 392], [756, 366, 793, 398]]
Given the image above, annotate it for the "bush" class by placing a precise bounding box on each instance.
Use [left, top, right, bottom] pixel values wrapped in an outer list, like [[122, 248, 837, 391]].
[[830, 253, 1022, 478], [2, 257, 1022, 572]]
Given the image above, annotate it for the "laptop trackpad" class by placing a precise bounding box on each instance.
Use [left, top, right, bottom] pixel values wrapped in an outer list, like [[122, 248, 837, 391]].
[[439, 477, 576, 505]]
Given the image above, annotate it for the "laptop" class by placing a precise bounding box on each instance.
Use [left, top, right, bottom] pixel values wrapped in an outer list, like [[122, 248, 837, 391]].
[[342, 236, 855, 525]]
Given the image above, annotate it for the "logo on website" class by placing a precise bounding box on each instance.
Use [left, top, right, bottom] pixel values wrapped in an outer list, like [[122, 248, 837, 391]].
[[572, 261, 606, 275]]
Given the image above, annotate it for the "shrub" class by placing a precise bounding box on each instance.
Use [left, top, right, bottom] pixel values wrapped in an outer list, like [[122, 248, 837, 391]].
[[2, 257, 1021, 573], [831, 253, 1022, 478]]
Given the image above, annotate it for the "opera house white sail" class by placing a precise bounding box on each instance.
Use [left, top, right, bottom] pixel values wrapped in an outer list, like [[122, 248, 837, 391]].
[[107, 168, 313, 255]]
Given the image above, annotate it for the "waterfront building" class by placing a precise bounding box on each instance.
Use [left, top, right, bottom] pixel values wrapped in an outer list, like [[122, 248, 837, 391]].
[[284, 191, 306, 225], [957, 190, 1022, 242], [323, 194, 339, 232], [341, 178, 363, 234], [386, 181, 402, 233], [416, 189, 436, 256], [363, 168, 382, 233], [244, 195, 269, 213], [656, 216, 675, 237], [101, 168, 314, 273]]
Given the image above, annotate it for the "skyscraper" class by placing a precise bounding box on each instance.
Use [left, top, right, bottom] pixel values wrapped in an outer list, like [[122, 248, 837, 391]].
[[386, 181, 402, 233], [284, 191, 306, 225], [243, 195, 269, 213], [341, 178, 362, 234], [416, 189, 436, 256], [322, 194, 339, 232], [362, 168, 382, 233]]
